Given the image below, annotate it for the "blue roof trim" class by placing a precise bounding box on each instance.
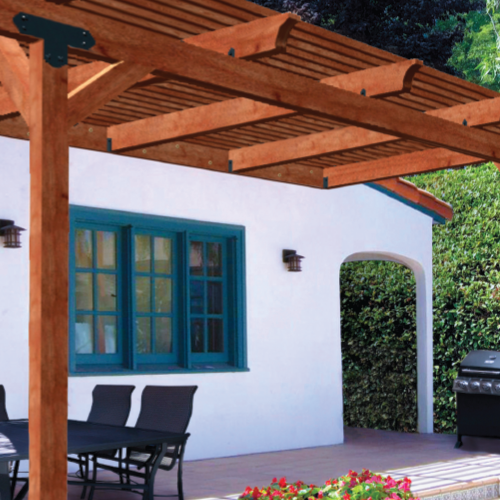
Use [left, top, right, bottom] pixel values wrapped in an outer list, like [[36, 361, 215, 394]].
[[366, 183, 447, 225]]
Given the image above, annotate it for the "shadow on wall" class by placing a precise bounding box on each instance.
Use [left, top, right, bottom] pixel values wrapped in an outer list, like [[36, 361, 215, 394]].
[[340, 257, 418, 433]]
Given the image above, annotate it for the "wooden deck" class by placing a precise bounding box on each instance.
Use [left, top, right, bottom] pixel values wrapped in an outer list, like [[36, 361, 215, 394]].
[[61, 427, 500, 500]]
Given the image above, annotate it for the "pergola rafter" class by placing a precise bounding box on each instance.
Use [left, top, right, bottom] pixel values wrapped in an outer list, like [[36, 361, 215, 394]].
[[0, 1, 498, 498]]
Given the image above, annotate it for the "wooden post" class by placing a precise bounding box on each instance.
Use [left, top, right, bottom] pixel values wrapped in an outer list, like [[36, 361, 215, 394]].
[[29, 39, 69, 500]]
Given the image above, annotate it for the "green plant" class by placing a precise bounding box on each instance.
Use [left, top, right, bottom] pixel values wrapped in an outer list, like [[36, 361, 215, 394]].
[[239, 470, 419, 500], [341, 164, 500, 434]]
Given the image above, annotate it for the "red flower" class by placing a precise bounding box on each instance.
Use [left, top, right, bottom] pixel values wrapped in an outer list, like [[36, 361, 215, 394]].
[[279, 478, 287, 489], [343, 494, 351, 500], [243, 487, 252, 496], [252, 487, 261, 500], [318, 491, 324, 499], [272, 478, 277, 484]]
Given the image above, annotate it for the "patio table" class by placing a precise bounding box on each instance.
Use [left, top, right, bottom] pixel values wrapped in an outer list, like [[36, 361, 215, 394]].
[[0, 419, 188, 500]]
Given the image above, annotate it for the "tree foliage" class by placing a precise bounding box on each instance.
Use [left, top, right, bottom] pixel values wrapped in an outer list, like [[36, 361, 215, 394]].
[[448, 9, 500, 89], [341, 164, 500, 433], [250, 0, 483, 74]]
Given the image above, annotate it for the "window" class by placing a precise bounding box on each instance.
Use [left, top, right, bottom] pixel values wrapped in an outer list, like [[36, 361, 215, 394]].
[[70, 207, 246, 374]]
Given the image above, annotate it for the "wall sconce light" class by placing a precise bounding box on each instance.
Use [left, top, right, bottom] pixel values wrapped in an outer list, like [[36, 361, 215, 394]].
[[283, 249, 304, 272], [0, 220, 25, 249]]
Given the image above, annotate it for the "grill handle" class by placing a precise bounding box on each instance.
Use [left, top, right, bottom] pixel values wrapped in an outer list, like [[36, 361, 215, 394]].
[[462, 368, 500, 375]]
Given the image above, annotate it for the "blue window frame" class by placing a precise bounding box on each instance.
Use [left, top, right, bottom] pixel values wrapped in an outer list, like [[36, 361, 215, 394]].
[[69, 206, 247, 375]]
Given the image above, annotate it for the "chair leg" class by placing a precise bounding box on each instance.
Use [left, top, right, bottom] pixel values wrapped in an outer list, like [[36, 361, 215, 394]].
[[177, 446, 186, 500], [10, 460, 20, 498], [81, 454, 89, 499], [88, 456, 98, 500]]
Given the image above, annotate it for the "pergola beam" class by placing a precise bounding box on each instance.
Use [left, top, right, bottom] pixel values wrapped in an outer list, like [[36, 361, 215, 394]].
[[0, 35, 29, 124], [322, 59, 422, 97], [108, 97, 293, 152], [185, 12, 300, 59], [107, 60, 421, 151], [0, 0, 498, 163], [0, 60, 110, 118], [230, 94, 500, 173], [67, 61, 153, 126], [229, 127, 398, 172], [324, 148, 482, 188]]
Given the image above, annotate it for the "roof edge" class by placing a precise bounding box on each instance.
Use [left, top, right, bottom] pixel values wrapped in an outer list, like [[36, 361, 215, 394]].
[[366, 178, 453, 225]]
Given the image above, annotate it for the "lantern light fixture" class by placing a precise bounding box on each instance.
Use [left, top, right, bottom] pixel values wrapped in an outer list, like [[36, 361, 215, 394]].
[[0, 220, 25, 249], [283, 249, 304, 272]]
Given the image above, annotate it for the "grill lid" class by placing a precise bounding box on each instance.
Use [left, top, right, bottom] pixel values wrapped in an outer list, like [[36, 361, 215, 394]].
[[460, 350, 500, 371]]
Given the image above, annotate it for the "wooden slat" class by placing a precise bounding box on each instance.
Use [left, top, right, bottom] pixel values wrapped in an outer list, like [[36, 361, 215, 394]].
[[229, 127, 398, 171], [68, 61, 153, 126], [0, 35, 29, 123], [28, 39, 69, 500], [185, 13, 300, 59], [324, 148, 482, 187]]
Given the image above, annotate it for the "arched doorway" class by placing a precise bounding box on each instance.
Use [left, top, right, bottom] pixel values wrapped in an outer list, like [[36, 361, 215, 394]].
[[340, 252, 433, 433]]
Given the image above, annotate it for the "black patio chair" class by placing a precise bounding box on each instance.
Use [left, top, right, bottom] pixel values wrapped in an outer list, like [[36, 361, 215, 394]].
[[88, 385, 198, 500], [0, 385, 27, 498], [68, 384, 135, 498], [0, 385, 8, 422]]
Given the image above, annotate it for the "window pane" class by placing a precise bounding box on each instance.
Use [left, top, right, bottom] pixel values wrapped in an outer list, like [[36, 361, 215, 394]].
[[155, 278, 172, 313], [75, 315, 93, 354], [135, 235, 151, 272], [190, 280, 204, 314], [191, 319, 204, 353], [208, 319, 224, 353], [155, 317, 172, 353], [190, 241, 203, 276], [207, 242, 222, 277], [97, 231, 116, 270], [97, 274, 116, 311], [154, 237, 172, 274], [76, 273, 93, 311], [208, 281, 223, 314], [75, 229, 92, 268], [136, 277, 151, 312], [97, 316, 117, 354], [136, 317, 151, 354]]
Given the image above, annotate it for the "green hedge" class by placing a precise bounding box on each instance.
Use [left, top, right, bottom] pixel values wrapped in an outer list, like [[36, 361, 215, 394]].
[[341, 163, 500, 434]]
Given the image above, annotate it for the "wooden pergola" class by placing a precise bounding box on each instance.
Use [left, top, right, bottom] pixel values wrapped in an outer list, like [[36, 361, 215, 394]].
[[0, 0, 498, 497]]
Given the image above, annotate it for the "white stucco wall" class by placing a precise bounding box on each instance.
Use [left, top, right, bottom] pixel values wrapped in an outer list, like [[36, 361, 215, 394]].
[[0, 136, 434, 461]]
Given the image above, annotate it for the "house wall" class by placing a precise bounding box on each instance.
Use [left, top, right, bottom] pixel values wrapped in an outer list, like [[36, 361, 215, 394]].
[[0, 136, 434, 461]]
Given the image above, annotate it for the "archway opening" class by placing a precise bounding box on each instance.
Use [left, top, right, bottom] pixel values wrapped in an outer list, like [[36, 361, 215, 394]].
[[340, 259, 418, 433]]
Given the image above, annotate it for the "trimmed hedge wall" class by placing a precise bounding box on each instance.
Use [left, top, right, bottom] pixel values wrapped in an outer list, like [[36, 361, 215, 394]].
[[341, 163, 500, 434]]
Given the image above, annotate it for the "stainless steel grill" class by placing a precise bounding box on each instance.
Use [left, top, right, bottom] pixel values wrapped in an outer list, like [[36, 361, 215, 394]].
[[452, 350, 500, 448]]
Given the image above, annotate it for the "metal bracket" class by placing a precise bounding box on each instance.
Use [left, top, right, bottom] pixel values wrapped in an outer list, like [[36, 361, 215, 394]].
[[463, 119, 468, 126], [228, 160, 233, 173], [107, 138, 113, 152], [360, 88, 367, 96], [13, 12, 95, 68], [323, 177, 328, 189], [228, 48, 235, 57]]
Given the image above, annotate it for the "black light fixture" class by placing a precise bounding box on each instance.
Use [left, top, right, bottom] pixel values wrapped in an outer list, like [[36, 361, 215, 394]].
[[283, 249, 304, 272], [0, 220, 25, 249]]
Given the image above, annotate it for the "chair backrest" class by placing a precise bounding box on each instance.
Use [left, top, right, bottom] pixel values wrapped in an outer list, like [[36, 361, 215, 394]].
[[0, 385, 8, 421], [135, 386, 198, 434], [87, 385, 135, 426]]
